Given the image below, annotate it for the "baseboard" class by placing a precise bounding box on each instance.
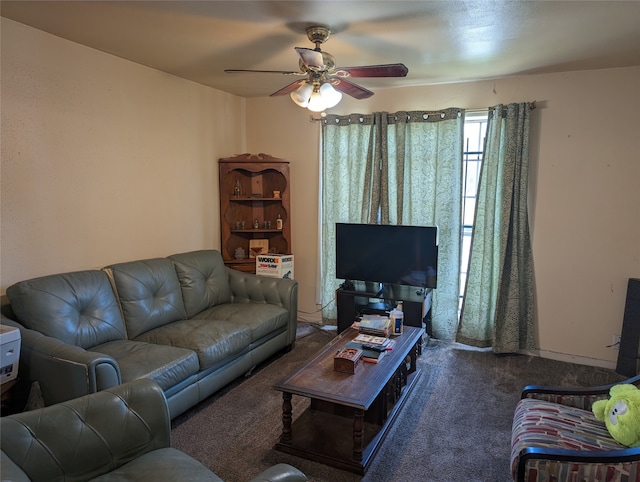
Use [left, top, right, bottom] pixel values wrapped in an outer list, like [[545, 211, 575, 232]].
[[520, 348, 617, 371]]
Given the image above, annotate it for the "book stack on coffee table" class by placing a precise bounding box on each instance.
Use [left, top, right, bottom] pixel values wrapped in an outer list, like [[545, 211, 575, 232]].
[[353, 314, 391, 337], [346, 333, 394, 364]]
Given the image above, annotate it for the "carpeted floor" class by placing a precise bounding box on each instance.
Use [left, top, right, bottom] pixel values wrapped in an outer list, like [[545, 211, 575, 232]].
[[171, 324, 625, 482]]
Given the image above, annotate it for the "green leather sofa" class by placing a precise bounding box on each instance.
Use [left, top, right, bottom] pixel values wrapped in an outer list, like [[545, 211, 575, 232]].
[[0, 378, 307, 482], [2, 249, 298, 419]]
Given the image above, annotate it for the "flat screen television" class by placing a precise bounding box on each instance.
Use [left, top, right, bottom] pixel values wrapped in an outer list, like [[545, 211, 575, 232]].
[[335, 223, 438, 289]]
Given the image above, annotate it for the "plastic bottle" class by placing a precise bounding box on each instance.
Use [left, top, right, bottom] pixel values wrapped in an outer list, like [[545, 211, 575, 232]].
[[390, 302, 404, 336], [276, 214, 283, 230]]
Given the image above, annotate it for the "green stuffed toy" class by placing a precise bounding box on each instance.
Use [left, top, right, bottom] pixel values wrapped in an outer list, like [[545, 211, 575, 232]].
[[592, 384, 640, 447]]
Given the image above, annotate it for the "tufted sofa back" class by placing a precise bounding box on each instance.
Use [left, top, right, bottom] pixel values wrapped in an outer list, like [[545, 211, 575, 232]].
[[6, 251, 238, 346], [168, 249, 232, 318], [104, 257, 187, 339], [6, 270, 127, 349]]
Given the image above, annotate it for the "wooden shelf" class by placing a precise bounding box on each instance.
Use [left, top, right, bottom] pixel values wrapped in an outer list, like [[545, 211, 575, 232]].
[[231, 229, 283, 234], [229, 197, 283, 202], [219, 153, 292, 273]]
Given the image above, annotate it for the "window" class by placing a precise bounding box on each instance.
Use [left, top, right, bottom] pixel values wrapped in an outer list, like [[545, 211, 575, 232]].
[[459, 111, 488, 315]]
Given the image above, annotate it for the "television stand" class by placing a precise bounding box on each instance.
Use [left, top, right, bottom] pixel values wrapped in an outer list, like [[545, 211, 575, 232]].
[[336, 281, 433, 338]]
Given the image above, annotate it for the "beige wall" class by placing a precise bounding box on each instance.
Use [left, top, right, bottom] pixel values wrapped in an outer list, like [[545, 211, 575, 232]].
[[245, 103, 321, 324], [2, 18, 639, 366], [247, 66, 640, 366], [1, 19, 245, 286]]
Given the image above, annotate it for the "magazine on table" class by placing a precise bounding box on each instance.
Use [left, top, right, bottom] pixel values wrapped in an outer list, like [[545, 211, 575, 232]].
[[353, 333, 389, 346]]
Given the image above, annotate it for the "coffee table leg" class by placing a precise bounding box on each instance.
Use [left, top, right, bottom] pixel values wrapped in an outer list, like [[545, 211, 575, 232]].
[[353, 408, 364, 462], [409, 343, 418, 373], [281, 392, 292, 442]]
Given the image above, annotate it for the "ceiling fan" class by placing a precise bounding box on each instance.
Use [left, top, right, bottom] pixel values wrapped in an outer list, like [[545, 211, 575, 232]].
[[224, 25, 408, 112]]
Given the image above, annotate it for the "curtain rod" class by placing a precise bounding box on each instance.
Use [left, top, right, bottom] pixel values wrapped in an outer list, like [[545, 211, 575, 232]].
[[467, 101, 537, 113], [309, 101, 537, 122]]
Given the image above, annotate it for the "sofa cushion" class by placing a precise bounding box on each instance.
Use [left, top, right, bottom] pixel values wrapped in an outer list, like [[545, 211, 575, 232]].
[[195, 302, 289, 342], [6, 270, 126, 349], [168, 250, 232, 318], [91, 447, 223, 482], [511, 397, 629, 480], [133, 319, 252, 370], [93, 340, 199, 391], [105, 258, 187, 339]]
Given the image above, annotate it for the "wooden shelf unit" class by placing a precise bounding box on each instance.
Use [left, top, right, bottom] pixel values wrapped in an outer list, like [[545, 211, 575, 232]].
[[218, 153, 291, 272]]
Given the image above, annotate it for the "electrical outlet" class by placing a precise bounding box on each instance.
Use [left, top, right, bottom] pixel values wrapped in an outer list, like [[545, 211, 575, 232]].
[[611, 334, 621, 350]]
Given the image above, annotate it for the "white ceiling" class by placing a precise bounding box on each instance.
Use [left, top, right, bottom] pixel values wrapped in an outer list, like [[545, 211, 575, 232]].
[[2, 1, 639, 99]]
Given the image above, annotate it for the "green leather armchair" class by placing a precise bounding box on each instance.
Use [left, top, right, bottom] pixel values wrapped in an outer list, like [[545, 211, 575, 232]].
[[0, 378, 307, 482]]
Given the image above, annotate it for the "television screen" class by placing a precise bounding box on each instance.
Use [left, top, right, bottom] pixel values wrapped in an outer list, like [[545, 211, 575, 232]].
[[335, 223, 438, 289]]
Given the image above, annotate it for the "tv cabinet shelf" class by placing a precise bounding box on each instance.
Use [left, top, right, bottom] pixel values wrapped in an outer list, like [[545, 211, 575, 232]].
[[336, 281, 432, 337]]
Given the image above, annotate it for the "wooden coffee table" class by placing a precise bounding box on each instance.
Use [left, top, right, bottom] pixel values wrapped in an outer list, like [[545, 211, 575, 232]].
[[273, 325, 423, 474]]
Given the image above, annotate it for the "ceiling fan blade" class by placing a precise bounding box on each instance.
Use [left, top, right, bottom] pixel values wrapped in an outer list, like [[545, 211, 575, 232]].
[[335, 63, 409, 78], [269, 80, 307, 97], [295, 47, 324, 69], [332, 78, 374, 100], [225, 69, 302, 75]]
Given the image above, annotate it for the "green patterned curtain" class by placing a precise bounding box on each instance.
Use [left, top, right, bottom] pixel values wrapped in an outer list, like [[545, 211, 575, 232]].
[[457, 103, 535, 353], [319, 114, 379, 322], [320, 110, 464, 341], [385, 110, 464, 340]]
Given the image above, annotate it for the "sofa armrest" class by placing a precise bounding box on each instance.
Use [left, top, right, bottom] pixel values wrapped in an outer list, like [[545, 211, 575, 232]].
[[0, 452, 30, 482], [227, 269, 299, 346], [2, 318, 122, 406], [1, 379, 170, 481], [248, 463, 307, 482]]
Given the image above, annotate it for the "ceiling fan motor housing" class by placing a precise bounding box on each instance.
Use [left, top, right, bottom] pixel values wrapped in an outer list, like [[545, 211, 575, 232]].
[[306, 26, 331, 46]]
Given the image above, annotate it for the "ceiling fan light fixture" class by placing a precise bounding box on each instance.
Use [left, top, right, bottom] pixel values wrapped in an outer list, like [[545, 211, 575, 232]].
[[319, 82, 342, 108], [296, 81, 342, 112], [306, 87, 326, 112], [290, 82, 313, 107]]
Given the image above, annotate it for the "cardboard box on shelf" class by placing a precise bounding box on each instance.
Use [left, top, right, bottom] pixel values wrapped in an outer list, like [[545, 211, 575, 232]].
[[0, 325, 20, 384], [256, 254, 294, 279]]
